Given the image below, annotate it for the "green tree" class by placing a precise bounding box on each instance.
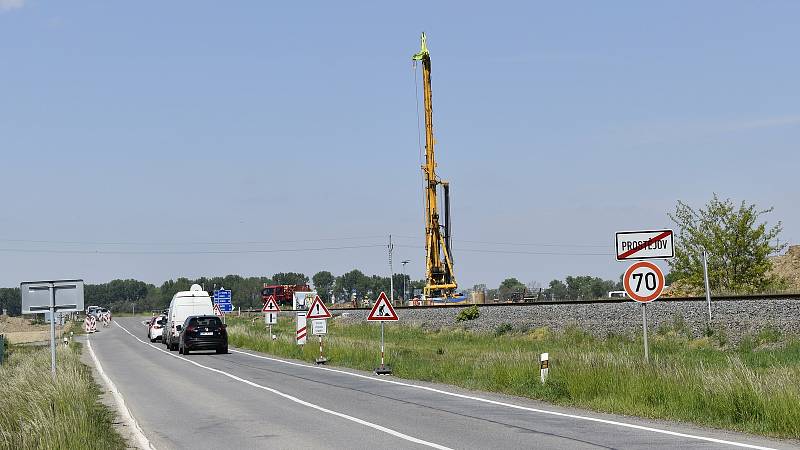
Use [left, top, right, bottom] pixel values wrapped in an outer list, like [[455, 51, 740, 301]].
[[547, 280, 568, 300], [312, 271, 335, 301], [669, 195, 785, 293], [498, 277, 526, 301], [272, 272, 309, 286]]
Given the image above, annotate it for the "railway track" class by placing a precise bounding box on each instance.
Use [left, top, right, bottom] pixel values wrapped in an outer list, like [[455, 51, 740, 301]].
[[235, 292, 800, 314]]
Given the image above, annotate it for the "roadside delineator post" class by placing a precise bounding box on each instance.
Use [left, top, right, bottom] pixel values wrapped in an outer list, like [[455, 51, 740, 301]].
[[367, 292, 399, 375], [540, 352, 549, 383]]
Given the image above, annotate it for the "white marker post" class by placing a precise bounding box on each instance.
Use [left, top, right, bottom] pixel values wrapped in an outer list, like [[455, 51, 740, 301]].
[[540, 352, 549, 383]]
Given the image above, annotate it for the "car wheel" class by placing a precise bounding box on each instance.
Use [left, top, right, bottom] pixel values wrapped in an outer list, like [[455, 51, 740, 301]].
[[216, 346, 228, 354], [183, 346, 190, 355]]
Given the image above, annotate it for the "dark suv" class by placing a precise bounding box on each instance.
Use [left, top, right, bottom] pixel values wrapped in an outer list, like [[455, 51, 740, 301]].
[[178, 315, 228, 355]]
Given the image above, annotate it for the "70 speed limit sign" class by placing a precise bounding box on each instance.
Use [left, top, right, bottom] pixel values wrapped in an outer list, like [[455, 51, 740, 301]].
[[623, 261, 665, 303]]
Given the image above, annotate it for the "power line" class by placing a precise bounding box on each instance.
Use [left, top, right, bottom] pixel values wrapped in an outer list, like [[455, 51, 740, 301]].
[[394, 244, 612, 256], [0, 244, 385, 255], [0, 235, 387, 246], [391, 235, 609, 249]]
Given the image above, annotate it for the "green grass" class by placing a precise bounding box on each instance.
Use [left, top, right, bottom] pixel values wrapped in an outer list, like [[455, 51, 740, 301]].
[[228, 316, 800, 439], [0, 343, 126, 450]]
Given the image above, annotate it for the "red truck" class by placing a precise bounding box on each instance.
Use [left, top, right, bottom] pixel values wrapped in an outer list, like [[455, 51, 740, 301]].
[[261, 284, 311, 307]]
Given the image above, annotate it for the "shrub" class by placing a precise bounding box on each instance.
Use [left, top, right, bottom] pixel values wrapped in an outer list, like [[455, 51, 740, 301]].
[[494, 323, 513, 336], [455, 305, 480, 322]]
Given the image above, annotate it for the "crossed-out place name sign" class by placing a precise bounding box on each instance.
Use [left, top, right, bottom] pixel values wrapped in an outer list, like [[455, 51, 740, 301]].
[[615, 229, 674, 261]]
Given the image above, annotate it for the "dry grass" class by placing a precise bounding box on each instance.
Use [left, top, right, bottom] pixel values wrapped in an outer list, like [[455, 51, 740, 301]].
[[0, 343, 125, 450]]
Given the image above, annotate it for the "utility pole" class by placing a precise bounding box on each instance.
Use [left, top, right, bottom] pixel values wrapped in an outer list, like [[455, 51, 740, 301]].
[[388, 235, 394, 305], [401, 260, 410, 304]]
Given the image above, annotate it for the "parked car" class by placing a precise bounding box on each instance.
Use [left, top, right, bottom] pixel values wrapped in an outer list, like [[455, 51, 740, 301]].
[[147, 315, 167, 342], [164, 284, 215, 351], [178, 315, 228, 355], [86, 306, 102, 317]]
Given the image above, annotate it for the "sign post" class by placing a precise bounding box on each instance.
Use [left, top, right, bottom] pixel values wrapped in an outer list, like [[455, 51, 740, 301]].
[[306, 296, 332, 365], [262, 295, 280, 338], [367, 292, 399, 375], [702, 250, 712, 326], [21, 280, 84, 380], [623, 261, 665, 363], [213, 288, 233, 324]]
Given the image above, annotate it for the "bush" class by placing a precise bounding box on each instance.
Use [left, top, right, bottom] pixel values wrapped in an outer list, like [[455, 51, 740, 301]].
[[455, 305, 480, 322], [494, 323, 513, 336]]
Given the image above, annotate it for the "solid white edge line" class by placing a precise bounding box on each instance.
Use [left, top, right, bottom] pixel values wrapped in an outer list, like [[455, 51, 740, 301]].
[[114, 321, 451, 450], [227, 350, 779, 450], [86, 339, 156, 450]]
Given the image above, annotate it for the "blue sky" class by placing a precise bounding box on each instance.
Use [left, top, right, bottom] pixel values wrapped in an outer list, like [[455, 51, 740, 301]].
[[1, 1, 798, 290]]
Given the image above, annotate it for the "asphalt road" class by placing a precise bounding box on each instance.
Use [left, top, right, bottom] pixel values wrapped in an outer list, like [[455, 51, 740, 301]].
[[86, 317, 796, 450]]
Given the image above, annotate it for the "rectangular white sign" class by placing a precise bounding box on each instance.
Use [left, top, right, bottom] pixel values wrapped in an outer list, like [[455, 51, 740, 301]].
[[265, 312, 278, 325], [20, 279, 85, 314], [615, 229, 674, 261], [311, 319, 327, 336]]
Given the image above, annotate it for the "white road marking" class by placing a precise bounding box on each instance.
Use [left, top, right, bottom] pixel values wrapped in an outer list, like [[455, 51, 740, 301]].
[[227, 350, 779, 450], [114, 321, 451, 450], [87, 339, 156, 450]]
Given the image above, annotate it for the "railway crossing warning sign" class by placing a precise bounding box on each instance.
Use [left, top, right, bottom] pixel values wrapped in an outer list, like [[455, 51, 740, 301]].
[[623, 261, 665, 303], [262, 296, 280, 313], [367, 292, 399, 321], [306, 295, 332, 320], [615, 229, 674, 261]]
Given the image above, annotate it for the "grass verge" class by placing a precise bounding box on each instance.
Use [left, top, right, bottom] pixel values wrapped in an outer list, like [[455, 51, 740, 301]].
[[227, 316, 800, 439], [0, 342, 126, 450]]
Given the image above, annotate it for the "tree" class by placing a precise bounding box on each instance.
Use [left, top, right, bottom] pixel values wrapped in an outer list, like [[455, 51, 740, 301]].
[[312, 271, 335, 301], [669, 194, 785, 293], [498, 277, 526, 301], [547, 280, 568, 300], [272, 272, 309, 286]]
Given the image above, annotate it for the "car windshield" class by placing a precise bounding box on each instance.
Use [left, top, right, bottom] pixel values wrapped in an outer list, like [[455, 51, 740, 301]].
[[190, 317, 222, 327]]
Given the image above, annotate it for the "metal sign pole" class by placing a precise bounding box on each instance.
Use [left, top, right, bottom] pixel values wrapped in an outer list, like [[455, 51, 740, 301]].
[[702, 250, 712, 325], [642, 303, 649, 363], [49, 284, 57, 380], [380, 321, 385, 369]]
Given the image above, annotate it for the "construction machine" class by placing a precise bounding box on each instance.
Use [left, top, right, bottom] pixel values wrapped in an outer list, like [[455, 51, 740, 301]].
[[412, 33, 458, 300]]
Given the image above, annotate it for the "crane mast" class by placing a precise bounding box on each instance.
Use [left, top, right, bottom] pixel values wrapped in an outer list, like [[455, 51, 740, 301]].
[[412, 33, 457, 299]]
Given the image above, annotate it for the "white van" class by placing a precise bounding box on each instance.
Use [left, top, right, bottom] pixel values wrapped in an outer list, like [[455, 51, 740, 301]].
[[164, 284, 214, 351]]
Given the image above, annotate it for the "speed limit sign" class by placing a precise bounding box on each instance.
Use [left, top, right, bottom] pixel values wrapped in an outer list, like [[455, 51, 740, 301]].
[[623, 261, 665, 303]]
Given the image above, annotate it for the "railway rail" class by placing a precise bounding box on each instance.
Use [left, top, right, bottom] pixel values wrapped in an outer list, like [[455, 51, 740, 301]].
[[235, 292, 800, 314]]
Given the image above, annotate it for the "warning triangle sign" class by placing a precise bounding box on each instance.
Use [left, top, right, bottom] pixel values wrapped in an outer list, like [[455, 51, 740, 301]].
[[306, 295, 332, 319], [367, 292, 398, 321], [213, 303, 224, 317], [262, 295, 280, 313]]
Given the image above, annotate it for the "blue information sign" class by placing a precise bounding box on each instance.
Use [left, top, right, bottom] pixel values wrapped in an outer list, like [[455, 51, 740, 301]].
[[213, 289, 233, 312]]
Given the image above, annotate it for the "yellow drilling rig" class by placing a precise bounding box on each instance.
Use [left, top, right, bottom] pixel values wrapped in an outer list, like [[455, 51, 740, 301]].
[[412, 33, 458, 300]]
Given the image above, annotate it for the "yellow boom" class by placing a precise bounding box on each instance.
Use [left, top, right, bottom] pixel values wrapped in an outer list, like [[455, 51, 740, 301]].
[[412, 33, 457, 299]]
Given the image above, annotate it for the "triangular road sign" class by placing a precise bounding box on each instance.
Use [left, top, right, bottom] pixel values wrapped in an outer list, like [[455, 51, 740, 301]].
[[213, 303, 224, 317], [306, 295, 332, 319], [262, 295, 280, 313], [367, 292, 398, 321]]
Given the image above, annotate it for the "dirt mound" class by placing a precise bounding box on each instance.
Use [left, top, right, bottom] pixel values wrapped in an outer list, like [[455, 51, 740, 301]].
[[769, 245, 800, 290], [0, 315, 49, 333]]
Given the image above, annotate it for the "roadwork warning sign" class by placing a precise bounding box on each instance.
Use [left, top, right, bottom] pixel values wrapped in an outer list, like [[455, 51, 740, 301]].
[[367, 292, 399, 321], [615, 229, 674, 261]]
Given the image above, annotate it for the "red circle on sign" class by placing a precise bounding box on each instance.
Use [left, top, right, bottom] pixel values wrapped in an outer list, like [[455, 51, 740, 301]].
[[623, 261, 665, 303]]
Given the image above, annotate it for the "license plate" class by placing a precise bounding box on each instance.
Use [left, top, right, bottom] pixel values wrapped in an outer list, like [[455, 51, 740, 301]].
[[200, 332, 213, 336]]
